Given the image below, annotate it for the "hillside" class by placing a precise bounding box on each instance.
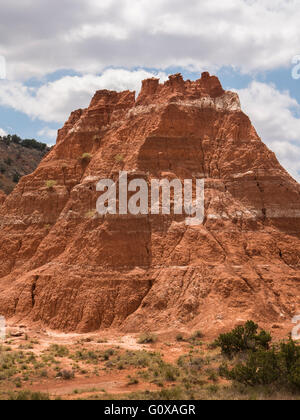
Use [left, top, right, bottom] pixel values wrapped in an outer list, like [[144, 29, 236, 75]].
[[0, 135, 49, 194]]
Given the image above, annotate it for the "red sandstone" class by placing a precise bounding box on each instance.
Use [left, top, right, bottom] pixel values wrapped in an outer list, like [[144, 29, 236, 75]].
[[0, 73, 299, 334]]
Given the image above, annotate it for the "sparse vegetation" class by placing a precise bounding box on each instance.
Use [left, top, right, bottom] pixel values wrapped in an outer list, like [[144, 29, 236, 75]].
[[114, 154, 124, 163], [0, 323, 299, 400], [187, 330, 204, 346], [93, 135, 101, 144], [13, 172, 20, 183], [57, 369, 74, 380], [127, 376, 139, 386], [45, 180, 57, 190], [48, 345, 69, 358], [0, 135, 48, 193], [176, 334, 184, 342], [8, 391, 50, 401], [80, 153, 92, 163], [137, 333, 158, 344], [85, 210, 97, 219], [190, 330, 204, 340]]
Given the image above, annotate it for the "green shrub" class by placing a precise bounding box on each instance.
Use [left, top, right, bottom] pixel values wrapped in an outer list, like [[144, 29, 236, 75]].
[[21, 139, 47, 151], [57, 369, 74, 380], [223, 348, 280, 386], [218, 329, 300, 391], [215, 321, 271, 357], [13, 172, 20, 183], [279, 340, 300, 388], [1, 134, 47, 151], [288, 361, 300, 388]]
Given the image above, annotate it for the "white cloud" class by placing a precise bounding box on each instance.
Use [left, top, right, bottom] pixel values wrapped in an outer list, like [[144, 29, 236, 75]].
[[235, 81, 300, 181], [2, 68, 300, 182], [38, 127, 57, 142], [0, 0, 299, 80], [0, 68, 168, 123], [0, 128, 7, 136]]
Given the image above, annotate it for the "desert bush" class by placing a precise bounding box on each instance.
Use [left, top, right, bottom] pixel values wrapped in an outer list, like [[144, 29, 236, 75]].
[[85, 210, 97, 219], [45, 180, 57, 190], [218, 326, 300, 390], [188, 330, 204, 345], [222, 348, 280, 386], [20, 139, 47, 151], [279, 340, 300, 388], [80, 153, 92, 163], [93, 135, 101, 143], [112, 350, 160, 369], [176, 334, 184, 342], [206, 368, 219, 383], [103, 349, 115, 361], [138, 333, 158, 344], [48, 344, 69, 358], [163, 365, 179, 382], [215, 321, 271, 357], [127, 376, 139, 386], [9, 391, 50, 400], [73, 349, 101, 363], [13, 172, 20, 183], [57, 369, 74, 380], [178, 354, 205, 372], [114, 154, 124, 163]]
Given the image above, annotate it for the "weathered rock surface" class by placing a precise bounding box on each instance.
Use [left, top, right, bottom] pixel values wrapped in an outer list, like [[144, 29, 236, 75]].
[[0, 190, 6, 205], [0, 72, 299, 334]]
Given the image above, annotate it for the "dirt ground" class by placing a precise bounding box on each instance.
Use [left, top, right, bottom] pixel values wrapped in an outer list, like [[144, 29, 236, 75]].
[[0, 321, 298, 400]]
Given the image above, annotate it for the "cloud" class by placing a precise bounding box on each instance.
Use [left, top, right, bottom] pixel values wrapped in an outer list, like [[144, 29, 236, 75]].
[[38, 127, 58, 143], [0, 0, 299, 80], [1, 67, 300, 181], [0, 128, 7, 136], [235, 81, 300, 181], [0, 68, 168, 123]]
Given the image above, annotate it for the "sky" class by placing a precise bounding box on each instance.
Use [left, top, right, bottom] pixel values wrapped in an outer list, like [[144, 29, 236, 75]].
[[0, 0, 300, 180]]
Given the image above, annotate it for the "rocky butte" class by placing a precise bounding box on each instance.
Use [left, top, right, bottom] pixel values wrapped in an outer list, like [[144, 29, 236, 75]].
[[0, 72, 299, 334]]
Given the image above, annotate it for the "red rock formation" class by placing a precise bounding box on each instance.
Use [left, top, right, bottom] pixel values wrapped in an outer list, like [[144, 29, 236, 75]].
[[0, 73, 299, 334]]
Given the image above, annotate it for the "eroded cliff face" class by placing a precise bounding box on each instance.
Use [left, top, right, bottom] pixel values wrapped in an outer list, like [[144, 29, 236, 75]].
[[0, 190, 6, 205], [0, 72, 299, 333]]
